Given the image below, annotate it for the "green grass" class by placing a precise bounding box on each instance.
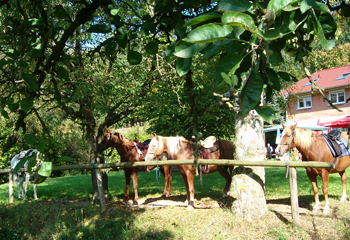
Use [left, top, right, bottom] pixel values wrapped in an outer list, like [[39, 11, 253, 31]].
[[0, 166, 350, 239]]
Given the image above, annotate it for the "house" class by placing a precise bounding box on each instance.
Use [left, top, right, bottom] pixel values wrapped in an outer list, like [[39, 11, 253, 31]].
[[280, 65, 350, 128]]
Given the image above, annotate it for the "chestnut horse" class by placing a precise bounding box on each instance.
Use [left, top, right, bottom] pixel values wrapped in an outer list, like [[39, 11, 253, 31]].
[[145, 135, 234, 208], [275, 124, 350, 214], [97, 128, 171, 204]]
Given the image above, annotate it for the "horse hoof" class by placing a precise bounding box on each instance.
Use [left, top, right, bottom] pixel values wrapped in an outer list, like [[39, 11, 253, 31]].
[[187, 202, 195, 209], [340, 197, 347, 203], [312, 207, 320, 214], [323, 209, 331, 215], [184, 200, 189, 205], [133, 201, 138, 205]]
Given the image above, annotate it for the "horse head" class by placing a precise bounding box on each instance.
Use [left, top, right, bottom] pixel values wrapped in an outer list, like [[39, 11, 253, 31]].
[[145, 135, 164, 162], [97, 127, 116, 153], [275, 123, 298, 156]]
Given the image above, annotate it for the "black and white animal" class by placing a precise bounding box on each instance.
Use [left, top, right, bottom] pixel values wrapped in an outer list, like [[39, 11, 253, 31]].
[[10, 149, 42, 201]]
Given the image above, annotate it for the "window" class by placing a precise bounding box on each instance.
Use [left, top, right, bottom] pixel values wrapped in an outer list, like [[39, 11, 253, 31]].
[[329, 90, 345, 104], [298, 96, 312, 109], [336, 72, 350, 80]]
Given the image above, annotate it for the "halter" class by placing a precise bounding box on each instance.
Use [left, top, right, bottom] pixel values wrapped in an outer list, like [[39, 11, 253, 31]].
[[98, 131, 116, 173], [279, 128, 296, 178], [146, 138, 161, 181]]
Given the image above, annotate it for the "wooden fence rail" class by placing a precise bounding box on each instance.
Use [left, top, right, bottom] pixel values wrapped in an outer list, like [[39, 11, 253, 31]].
[[2, 159, 334, 227]]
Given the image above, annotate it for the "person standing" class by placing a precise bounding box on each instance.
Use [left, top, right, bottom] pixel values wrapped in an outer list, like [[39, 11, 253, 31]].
[[266, 143, 273, 159]]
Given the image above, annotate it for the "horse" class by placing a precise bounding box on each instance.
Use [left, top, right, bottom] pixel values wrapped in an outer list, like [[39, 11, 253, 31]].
[[133, 137, 173, 197], [145, 135, 234, 208], [97, 128, 171, 204], [10, 149, 42, 201], [275, 123, 350, 214]]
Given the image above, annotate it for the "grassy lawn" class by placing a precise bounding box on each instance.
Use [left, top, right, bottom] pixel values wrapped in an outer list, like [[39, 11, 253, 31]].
[[0, 166, 349, 239]]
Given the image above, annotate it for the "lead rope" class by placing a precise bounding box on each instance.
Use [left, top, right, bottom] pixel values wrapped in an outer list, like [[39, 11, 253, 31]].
[[278, 129, 296, 178]]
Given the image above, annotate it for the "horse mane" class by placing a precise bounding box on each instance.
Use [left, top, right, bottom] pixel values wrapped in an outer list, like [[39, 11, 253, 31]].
[[296, 127, 316, 150], [165, 136, 185, 158]]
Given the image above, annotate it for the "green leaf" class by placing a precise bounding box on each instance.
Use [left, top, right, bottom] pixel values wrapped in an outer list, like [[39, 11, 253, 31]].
[[176, 57, 191, 77], [239, 70, 264, 116], [111, 9, 120, 16], [127, 50, 142, 65], [21, 73, 39, 91], [25, 134, 37, 145], [222, 12, 255, 31], [87, 24, 112, 33], [53, 6, 70, 19], [277, 71, 298, 82], [217, 0, 253, 13], [184, 12, 222, 27], [221, 72, 233, 87], [27, 156, 37, 174], [183, 23, 233, 44], [200, 43, 222, 59], [256, 106, 278, 124], [312, 11, 335, 51], [214, 53, 247, 85], [265, 67, 281, 91], [21, 97, 34, 113], [38, 161, 52, 177], [57, 66, 69, 82], [35, 136, 46, 152], [8, 102, 19, 112], [1, 110, 9, 119], [267, 0, 298, 12], [13, 157, 28, 175], [174, 43, 207, 58], [165, 41, 177, 56], [57, 156, 74, 162], [145, 40, 159, 55]]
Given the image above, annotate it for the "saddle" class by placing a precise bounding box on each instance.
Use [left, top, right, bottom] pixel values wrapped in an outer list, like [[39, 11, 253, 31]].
[[321, 130, 345, 157], [198, 136, 220, 174]]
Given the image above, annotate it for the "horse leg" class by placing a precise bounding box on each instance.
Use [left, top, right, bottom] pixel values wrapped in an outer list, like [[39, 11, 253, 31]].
[[161, 165, 172, 198], [321, 170, 331, 215], [306, 170, 320, 213], [339, 171, 348, 202], [185, 170, 195, 208], [124, 170, 131, 204], [23, 172, 30, 201], [132, 170, 139, 205], [218, 166, 232, 199], [14, 174, 21, 199], [33, 184, 38, 201], [178, 169, 190, 205]]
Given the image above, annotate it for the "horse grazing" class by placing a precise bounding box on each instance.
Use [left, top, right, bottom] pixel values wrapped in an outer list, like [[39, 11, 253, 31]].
[[145, 135, 234, 208], [10, 149, 42, 201], [97, 128, 171, 204], [275, 124, 350, 214]]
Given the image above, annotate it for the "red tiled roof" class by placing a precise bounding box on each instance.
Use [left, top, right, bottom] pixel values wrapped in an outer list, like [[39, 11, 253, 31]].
[[280, 65, 350, 95]]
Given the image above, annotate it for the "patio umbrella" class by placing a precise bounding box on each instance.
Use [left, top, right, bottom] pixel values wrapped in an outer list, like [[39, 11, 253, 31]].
[[319, 117, 350, 129]]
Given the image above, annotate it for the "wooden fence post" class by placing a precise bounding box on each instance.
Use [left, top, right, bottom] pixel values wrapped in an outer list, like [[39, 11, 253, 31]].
[[289, 167, 300, 226], [9, 172, 14, 204], [95, 168, 106, 211]]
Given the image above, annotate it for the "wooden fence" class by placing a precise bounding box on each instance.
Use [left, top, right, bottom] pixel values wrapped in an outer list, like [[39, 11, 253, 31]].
[[1, 159, 334, 227]]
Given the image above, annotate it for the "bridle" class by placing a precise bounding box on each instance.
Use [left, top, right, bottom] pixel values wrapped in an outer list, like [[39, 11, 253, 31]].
[[146, 138, 160, 160], [98, 131, 117, 155], [278, 127, 296, 178]]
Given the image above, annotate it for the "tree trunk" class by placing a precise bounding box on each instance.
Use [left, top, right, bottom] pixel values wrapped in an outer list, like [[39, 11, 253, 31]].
[[228, 109, 268, 219], [87, 126, 111, 204]]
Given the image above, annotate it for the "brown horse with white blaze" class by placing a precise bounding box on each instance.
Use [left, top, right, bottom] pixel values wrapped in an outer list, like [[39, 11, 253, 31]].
[[275, 123, 350, 214], [145, 135, 234, 208]]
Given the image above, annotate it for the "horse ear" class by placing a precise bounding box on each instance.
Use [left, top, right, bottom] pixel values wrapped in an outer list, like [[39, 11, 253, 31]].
[[282, 123, 286, 129], [293, 123, 298, 128], [105, 126, 111, 133]]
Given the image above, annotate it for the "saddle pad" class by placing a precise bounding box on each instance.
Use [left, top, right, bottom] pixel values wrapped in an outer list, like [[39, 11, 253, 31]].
[[321, 135, 350, 158]]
